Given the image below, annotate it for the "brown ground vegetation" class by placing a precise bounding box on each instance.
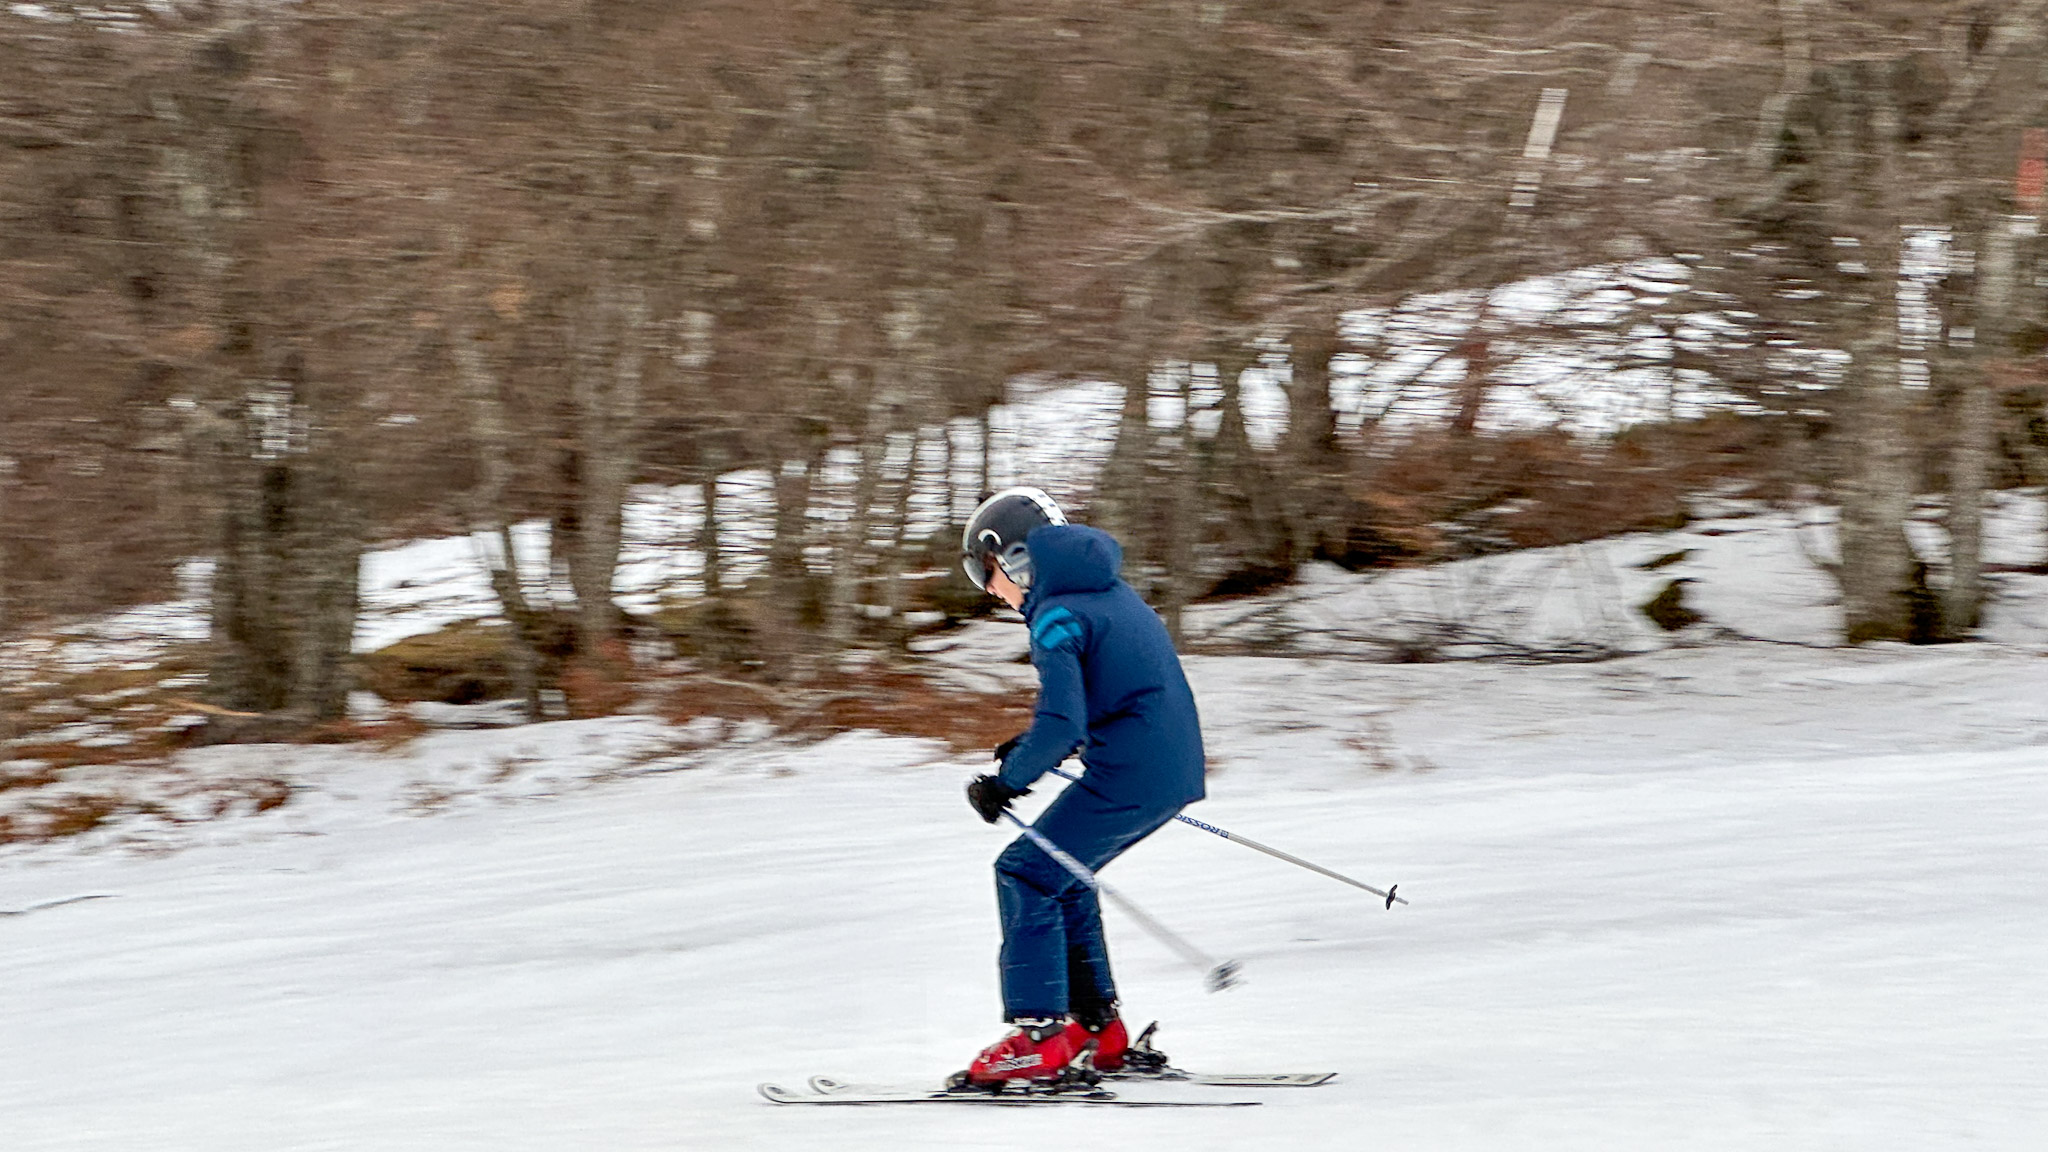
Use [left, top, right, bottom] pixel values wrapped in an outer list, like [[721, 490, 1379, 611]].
[[657, 664, 1031, 754]]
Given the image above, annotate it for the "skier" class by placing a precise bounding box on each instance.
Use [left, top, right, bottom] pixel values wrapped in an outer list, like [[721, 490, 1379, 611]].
[[955, 487, 1207, 1087]]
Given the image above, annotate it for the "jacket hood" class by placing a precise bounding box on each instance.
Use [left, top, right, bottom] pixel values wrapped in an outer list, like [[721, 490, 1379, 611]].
[[1025, 524, 1122, 599]]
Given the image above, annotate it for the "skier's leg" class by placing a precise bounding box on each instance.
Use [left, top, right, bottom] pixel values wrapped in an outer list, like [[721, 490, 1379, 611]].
[[1062, 887, 1117, 1023], [994, 837, 1075, 1020], [994, 780, 1180, 1019], [1030, 787, 1182, 1018]]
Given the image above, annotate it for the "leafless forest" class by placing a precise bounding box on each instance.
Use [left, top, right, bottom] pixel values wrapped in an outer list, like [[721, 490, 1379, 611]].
[[6, 1, 2048, 738]]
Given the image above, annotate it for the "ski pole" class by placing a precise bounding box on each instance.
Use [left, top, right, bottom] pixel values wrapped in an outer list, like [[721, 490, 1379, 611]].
[[1047, 767, 1407, 908], [1000, 809, 1242, 993]]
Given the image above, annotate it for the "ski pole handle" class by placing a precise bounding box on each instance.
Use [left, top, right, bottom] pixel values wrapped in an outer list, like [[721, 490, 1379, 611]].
[[1001, 810, 1241, 993], [1046, 767, 1407, 908]]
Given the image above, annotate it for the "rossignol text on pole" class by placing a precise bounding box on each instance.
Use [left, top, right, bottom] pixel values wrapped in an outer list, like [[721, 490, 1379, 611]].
[[1001, 809, 1241, 993], [1047, 767, 1407, 908]]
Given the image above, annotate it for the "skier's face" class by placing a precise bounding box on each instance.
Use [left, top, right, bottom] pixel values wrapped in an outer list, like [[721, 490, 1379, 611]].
[[986, 563, 1026, 610]]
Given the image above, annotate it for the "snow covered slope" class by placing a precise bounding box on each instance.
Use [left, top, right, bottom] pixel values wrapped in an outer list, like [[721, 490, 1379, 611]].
[[8, 489, 2048, 1148], [6, 634, 2048, 1150]]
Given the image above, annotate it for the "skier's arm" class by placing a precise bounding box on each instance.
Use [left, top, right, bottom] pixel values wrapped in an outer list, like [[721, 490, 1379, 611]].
[[997, 608, 1087, 792]]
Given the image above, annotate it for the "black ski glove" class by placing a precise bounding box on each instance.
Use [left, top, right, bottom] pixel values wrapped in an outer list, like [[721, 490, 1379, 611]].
[[993, 732, 1027, 764], [966, 774, 1029, 824]]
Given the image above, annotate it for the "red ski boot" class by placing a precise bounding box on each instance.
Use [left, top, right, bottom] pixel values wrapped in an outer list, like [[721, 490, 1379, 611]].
[[1068, 1016, 1173, 1076], [1063, 1015, 1130, 1072], [959, 1018, 1081, 1087]]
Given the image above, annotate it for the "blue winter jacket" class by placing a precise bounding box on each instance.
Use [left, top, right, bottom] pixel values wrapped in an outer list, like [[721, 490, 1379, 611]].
[[996, 524, 1206, 807]]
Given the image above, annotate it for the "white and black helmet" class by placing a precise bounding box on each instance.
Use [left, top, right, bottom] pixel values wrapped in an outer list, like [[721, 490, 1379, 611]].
[[961, 487, 1067, 592]]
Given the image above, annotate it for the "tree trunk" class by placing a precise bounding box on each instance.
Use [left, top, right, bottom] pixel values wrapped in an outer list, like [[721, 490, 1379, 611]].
[[0, 453, 9, 742], [1836, 330, 1918, 644], [564, 282, 648, 659], [1205, 346, 1283, 576], [288, 444, 362, 722], [1822, 65, 1918, 645], [699, 465, 723, 601], [1092, 367, 1155, 557], [939, 421, 957, 528], [1160, 365, 1198, 644], [877, 430, 919, 643], [1945, 218, 2022, 635], [978, 405, 993, 500], [828, 388, 889, 650], [1285, 310, 1343, 565], [1945, 374, 1993, 635], [204, 357, 363, 729], [769, 420, 829, 648], [0, 454, 11, 638], [1448, 318, 1493, 438], [451, 314, 542, 719]]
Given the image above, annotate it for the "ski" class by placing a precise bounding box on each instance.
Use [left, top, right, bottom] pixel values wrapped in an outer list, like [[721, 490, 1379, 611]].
[[808, 1070, 1333, 1094], [1105, 1069, 1337, 1087], [760, 1079, 1258, 1108], [762, 1023, 1332, 1105], [1098, 1023, 1338, 1087]]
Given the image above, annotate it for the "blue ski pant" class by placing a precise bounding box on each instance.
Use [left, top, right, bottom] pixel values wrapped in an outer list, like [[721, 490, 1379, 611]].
[[995, 782, 1183, 1021]]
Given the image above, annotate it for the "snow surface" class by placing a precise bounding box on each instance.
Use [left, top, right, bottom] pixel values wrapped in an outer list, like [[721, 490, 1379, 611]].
[[10, 494, 2048, 1149], [7, 643, 2048, 1150]]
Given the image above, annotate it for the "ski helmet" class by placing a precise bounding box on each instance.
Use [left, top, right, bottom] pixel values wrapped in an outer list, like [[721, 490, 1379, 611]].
[[961, 487, 1067, 593]]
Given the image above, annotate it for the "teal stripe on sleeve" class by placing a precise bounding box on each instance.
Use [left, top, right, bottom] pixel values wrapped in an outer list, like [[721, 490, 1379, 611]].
[[1037, 622, 1082, 652], [1031, 606, 1084, 652]]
